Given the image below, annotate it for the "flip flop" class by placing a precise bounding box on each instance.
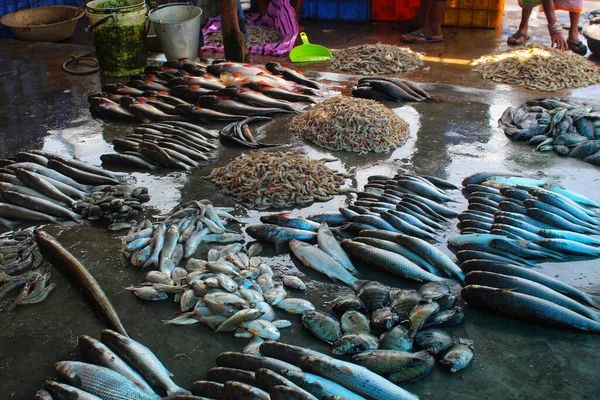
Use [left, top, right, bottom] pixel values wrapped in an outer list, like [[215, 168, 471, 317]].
[[401, 31, 443, 44], [507, 32, 530, 45], [568, 40, 588, 55]]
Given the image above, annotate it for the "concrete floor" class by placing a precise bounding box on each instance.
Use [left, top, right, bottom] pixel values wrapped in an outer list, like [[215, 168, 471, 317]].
[[1, 2, 600, 399]]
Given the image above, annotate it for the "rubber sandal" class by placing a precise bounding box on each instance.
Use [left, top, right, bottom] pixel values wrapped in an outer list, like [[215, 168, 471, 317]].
[[507, 32, 530, 45], [401, 31, 443, 44], [568, 40, 588, 55]]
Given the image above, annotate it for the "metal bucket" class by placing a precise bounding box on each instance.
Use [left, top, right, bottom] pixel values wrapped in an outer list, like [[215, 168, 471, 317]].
[[86, 0, 148, 77], [148, 4, 202, 61]]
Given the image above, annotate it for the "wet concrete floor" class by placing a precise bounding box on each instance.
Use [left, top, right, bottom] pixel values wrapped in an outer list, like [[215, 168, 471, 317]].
[[1, 6, 600, 398]]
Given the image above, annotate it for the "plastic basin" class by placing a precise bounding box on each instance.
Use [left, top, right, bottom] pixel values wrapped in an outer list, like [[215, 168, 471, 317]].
[[0, 6, 85, 42]]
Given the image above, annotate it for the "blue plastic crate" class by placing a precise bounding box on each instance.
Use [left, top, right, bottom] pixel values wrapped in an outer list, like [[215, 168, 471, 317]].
[[306, 0, 370, 21]]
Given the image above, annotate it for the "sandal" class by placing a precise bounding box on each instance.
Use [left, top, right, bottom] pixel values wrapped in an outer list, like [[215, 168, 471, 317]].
[[507, 32, 530, 46], [568, 40, 588, 55], [401, 31, 443, 44]]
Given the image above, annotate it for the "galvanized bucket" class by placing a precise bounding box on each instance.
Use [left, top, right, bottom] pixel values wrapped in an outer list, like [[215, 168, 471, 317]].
[[148, 3, 202, 61]]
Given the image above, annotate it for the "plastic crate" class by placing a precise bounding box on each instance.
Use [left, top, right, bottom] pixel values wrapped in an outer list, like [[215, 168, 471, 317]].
[[371, 0, 420, 22], [443, 0, 505, 28], [305, 0, 370, 21]]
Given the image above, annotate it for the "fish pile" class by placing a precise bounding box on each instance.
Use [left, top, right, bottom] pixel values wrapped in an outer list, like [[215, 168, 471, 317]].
[[331, 44, 424, 75], [206, 25, 284, 46], [290, 97, 410, 153], [302, 281, 473, 379], [220, 116, 282, 148], [34, 329, 190, 399], [102, 121, 219, 171], [121, 200, 242, 277], [72, 184, 150, 227], [0, 229, 53, 311], [128, 239, 317, 353], [498, 97, 600, 167], [352, 76, 431, 103], [446, 172, 600, 332], [471, 44, 600, 91], [0, 150, 127, 229], [451, 172, 600, 265], [88, 59, 319, 123], [192, 341, 420, 400], [204, 151, 353, 210], [246, 174, 464, 284]]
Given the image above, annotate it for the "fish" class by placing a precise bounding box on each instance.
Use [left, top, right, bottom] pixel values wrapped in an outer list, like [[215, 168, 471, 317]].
[[281, 275, 306, 290], [247, 83, 318, 103], [247, 225, 317, 243], [290, 239, 361, 290], [331, 294, 365, 314], [215, 352, 301, 375], [265, 62, 321, 89], [220, 381, 270, 400], [100, 330, 190, 395], [379, 324, 412, 352], [89, 97, 142, 122], [197, 95, 285, 116], [351, 349, 434, 377], [439, 344, 474, 373], [394, 236, 464, 281], [207, 367, 257, 386], [44, 380, 103, 399], [332, 333, 379, 355], [78, 335, 155, 395], [260, 214, 321, 231], [465, 271, 600, 321], [413, 328, 455, 354], [461, 285, 600, 332], [36, 231, 127, 336], [219, 87, 299, 112], [341, 310, 371, 334], [342, 240, 444, 282], [297, 355, 419, 400], [371, 307, 399, 331], [302, 310, 342, 344], [317, 222, 357, 274], [275, 298, 315, 314], [191, 381, 223, 398], [55, 361, 160, 400], [176, 104, 247, 122], [538, 238, 600, 256]]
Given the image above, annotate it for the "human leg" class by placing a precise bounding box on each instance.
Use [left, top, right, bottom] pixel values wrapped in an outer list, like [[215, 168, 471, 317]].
[[395, 0, 432, 31], [566, 11, 587, 54], [507, 6, 533, 45], [400, 0, 446, 43]]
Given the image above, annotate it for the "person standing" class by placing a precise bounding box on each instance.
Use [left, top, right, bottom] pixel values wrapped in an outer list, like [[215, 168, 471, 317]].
[[400, 0, 447, 43], [507, 0, 587, 55]]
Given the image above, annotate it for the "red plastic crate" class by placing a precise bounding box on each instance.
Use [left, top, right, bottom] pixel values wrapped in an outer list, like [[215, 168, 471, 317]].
[[372, 0, 420, 22]]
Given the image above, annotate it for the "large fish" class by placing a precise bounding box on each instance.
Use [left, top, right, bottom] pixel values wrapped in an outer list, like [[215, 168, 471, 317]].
[[283, 370, 366, 400], [219, 87, 299, 112], [197, 95, 285, 116], [44, 380, 103, 400], [317, 222, 357, 274], [461, 285, 600, 333], [78, 335, 155, 396], [55, 361, 160, 400], [465, 271, 600, 322], [247, 83, 318, 103], [394, 236, 464, 282], [100, 330, 189, 396], [297, 355, 419, 400], [265, 62, 321, 89], [289, 239, 362, 290], [176, 104, 247, 122], [1, 190, 81, 223], [246, 224, 317, 243], [215, 352, 301, 375], [342, 240, 444, 282]]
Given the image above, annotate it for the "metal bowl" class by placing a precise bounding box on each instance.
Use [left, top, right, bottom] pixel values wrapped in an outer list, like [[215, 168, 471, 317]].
[[0, 6, 85, 42], [583, 33, 600, 57]]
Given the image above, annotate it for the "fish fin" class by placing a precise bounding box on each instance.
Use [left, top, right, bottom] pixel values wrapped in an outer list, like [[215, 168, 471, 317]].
[[159, 90, 169, 94], [233, 72, 243, 78], [501, 288, 518, 293], [166, 387, 191, 395], [337, 364, 353, 375], [586, 294, 600, 310], [296, 70, 305, 75]]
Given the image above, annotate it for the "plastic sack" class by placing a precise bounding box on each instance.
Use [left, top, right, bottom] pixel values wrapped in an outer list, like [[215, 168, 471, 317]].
[[202, 0, 299, 56]]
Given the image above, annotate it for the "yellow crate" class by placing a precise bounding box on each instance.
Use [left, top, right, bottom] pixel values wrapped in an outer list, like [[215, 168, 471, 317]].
[[443, 0, 505, 28]]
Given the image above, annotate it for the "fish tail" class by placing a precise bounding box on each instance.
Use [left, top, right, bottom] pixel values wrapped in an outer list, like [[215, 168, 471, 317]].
[[350, 279, 368, 293], [167, 386, 191, 396], [142, 255, 158, 269], [585, 294, 600, 311]]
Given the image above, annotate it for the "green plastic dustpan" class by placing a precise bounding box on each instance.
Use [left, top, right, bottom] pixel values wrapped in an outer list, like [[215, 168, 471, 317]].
[[290, 32, 333, 63]]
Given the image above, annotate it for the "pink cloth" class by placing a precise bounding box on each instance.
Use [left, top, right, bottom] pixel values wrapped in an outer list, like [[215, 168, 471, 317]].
[[202, 0, 299, 56]]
